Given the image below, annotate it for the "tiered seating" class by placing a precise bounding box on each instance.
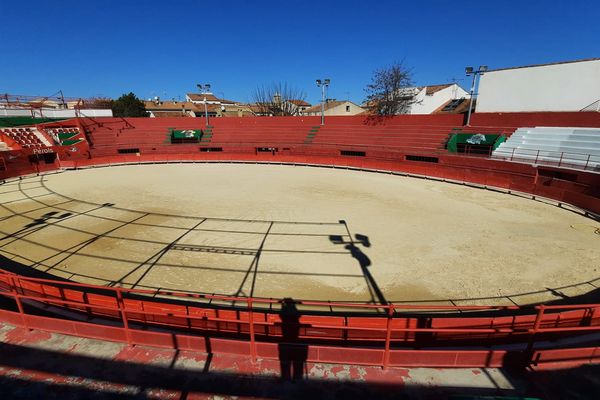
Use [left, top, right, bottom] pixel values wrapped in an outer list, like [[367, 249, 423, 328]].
[[0, 127, 50, 149], [84, 117, 211, 156], [209, 118, 315, 146], [492, 127, 600, 169], [82, 116, 468, 156]]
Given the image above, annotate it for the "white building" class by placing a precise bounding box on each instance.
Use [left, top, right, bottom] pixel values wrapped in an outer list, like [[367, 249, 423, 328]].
[[406, 84, 470, 114], [476, 58, 600, 113]]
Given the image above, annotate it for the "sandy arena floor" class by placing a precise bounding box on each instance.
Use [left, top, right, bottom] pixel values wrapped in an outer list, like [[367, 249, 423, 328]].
[[0, 163, 598, 306]]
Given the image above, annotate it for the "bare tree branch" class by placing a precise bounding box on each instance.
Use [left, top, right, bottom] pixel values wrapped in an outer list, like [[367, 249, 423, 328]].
[[364, 62, 418, 116], [251, 83, 307, 116]]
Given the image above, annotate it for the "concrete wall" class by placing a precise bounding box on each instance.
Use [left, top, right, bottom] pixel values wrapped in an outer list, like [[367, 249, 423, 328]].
[[0, 108, 113, 118], [477, 59, 600, 112]]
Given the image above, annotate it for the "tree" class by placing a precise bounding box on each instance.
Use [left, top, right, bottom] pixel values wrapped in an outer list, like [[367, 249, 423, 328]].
[[364, 62, 417, 116], [111, 92, 148, 117], [251, 83, 306, 116]]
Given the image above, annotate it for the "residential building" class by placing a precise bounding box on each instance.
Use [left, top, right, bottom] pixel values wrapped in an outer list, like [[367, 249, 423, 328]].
[[286, 99, 311, 115], [406, 83, 469, 114], [186, 93, 238, 106], [301, 100, 365, 116]]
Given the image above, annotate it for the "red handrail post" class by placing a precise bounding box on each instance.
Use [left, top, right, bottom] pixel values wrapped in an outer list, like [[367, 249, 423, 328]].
[[534, 150, 540, 164], [526, 305, 545, 365], [9, 276, 29, 330], [248, 298, 257, 363], [116, 288, 133, 347], [383, 304, 395, 370]]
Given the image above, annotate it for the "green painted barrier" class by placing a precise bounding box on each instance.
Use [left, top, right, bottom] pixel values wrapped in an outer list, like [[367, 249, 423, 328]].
[[447, 133, 500, 152], [58, 132, 77, 140], [61, 139, 81, 146], [0, 117, 67, 127], [172, 129, 202, 140]]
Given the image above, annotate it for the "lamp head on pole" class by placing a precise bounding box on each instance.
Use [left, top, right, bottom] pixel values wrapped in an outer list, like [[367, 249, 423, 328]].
[[465, 66, 474, 75], [324, 78, 330, 86], [316, 79, 322, 87], [479, 65, 488, 73]]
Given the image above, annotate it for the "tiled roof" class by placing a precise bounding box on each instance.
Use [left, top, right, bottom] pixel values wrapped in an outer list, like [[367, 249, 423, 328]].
[[151, 111, 192, 117], [186, 93, 238, 104], [144, 101, 197, 111], [302, 101, 348, 114], [488, 57, 600, 72], [287, 99, 311, 107], [425, 84, 453, 95], [432, 98, 472, 114]]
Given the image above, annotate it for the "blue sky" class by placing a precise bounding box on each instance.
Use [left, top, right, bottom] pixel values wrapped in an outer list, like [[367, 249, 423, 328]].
[[1, 0, 598, 105]]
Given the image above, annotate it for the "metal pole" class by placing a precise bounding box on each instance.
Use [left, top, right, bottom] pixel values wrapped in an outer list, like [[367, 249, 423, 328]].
[[321, 85, 325, 126], [248, 298, 257, 363], [466, 73, 477, 126], [204, 96, 209, 127], [526, 305, 545, 365], [116, 288, 133, 346], [585, 154, 591, 170], [9, 276, 28, 330], [383, 304, 394, 369]]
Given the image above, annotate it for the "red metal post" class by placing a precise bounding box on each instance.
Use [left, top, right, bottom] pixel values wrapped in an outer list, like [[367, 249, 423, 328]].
[[382, 304, 395, 369], [534, 150, 540, 164], [248, 298, 257, 363], [526, 305, 545, 364], [116, 288, 133, 346], [8, 276, 29, 330]]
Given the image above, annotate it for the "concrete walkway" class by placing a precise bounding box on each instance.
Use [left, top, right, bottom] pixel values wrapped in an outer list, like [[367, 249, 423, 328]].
[[0, 321, 545, 399]]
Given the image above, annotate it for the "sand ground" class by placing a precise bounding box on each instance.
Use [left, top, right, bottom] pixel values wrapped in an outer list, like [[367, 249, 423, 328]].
[[0, 163, 598, 306]]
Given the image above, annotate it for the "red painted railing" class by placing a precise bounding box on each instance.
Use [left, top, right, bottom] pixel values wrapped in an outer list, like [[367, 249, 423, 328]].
[[1, 271, 599, 368]]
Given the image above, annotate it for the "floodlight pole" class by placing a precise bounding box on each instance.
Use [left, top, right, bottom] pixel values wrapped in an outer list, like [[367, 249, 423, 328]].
[[197, 83, 211, 127], [465, 66, 487, 126], [316, 78, 330, 125]]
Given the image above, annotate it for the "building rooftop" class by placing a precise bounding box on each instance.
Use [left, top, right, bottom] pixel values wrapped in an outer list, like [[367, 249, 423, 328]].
[[186, 93, 238, 104], [487, 57, 600, 72]]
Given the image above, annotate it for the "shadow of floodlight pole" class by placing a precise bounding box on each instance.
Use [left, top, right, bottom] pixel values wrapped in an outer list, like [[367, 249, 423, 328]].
[[330, 220, 387, 305]]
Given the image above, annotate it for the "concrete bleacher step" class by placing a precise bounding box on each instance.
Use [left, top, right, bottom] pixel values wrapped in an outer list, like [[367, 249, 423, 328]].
[[492, 126, 600, 169]]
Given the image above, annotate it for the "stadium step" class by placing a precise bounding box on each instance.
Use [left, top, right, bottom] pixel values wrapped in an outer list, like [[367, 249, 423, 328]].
[[303, 125, 320, 144]]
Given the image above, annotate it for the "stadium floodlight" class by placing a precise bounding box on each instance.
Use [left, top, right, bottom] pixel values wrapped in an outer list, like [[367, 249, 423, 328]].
[[316, 78, 331, 126], [196, 83, 211, 127], [464, 66, 488, 126]]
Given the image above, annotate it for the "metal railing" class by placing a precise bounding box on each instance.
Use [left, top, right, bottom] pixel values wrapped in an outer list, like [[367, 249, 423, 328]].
[[492, 147, 600, 171], [1, 271, 599, 368]]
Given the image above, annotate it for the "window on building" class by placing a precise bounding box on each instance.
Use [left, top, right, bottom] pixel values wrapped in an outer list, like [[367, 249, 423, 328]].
[[346, 105, 350, 112]]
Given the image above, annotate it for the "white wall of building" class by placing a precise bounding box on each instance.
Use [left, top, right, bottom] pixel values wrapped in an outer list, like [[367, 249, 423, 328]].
[[0, 108, 112, 118], [303, 101, 365, 116], [476, 59, 600, 112], [409, 84, 469, 114]]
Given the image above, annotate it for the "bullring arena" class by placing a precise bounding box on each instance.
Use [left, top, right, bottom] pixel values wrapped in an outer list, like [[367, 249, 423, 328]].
[[2, 163, 599, 305], [1, 113, 600, 397]]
